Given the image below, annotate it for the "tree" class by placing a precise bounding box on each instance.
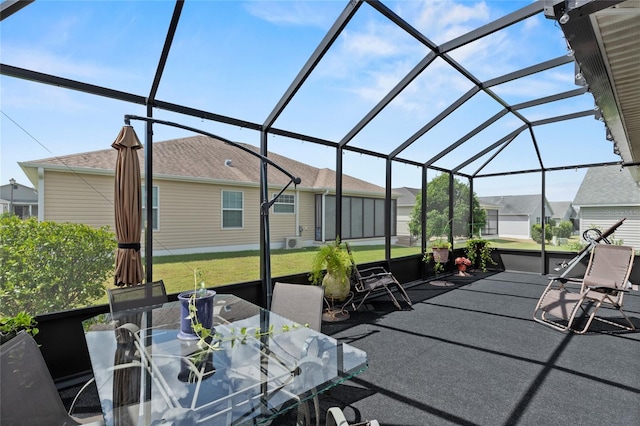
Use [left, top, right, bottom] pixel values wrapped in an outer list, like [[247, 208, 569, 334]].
[[0, 214, 117, 317], [408, 174, 486, 239]]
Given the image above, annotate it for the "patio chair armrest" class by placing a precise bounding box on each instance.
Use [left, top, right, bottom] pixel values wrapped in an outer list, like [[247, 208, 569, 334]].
[[549, 276, 583, 284], [359, 266, 392, 278]]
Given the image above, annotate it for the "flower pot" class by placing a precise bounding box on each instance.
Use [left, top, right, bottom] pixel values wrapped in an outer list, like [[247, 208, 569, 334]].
[[322, 273, 350, 302], [178, 290, 216, 340], [432, 248, 450, 264], [457, 264, 467, 272]]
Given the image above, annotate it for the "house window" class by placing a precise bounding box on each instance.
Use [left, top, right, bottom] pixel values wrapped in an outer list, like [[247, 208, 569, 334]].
[[317, 195, 396, 241], [272, 193, 295, 214], [222, 190, 243, 229], [142, 185, 159, 230]]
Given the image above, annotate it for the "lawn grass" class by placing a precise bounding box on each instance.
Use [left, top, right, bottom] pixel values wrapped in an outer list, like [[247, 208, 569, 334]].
[[150, 245, 422, 295], [95, 237, 580, 304]]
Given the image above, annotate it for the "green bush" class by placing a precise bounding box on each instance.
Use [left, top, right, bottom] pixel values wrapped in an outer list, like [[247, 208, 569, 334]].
[[0, 214, 116, 316], [531, 223, 552, 244], [552, 221, 574, 239]]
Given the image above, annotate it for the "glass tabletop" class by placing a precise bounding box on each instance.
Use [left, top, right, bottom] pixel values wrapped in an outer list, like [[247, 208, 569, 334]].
[[83, 294, 368, 425]]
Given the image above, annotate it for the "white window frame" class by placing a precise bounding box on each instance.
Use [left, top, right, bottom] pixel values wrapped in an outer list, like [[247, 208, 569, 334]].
[[142, 185, 159, 231], [222, 190, 244, 229], [272, 192, 295, 214]]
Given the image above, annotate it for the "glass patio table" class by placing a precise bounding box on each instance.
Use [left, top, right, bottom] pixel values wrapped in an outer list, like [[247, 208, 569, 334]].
[[83, 294, 368, 425]]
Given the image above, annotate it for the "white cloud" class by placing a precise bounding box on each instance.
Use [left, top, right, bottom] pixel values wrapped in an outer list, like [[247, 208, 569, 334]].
[[341, 27, 400, 58], [1, 80, 89, 112], [399, 0, 491, 44], [243, 1, 334, 28], [305, 0, 533, 117], [2, 46, 124, 81]]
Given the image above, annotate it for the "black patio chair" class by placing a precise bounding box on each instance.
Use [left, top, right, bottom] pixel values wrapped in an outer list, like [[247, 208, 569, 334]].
[[346, 243, 412, 311], [107, 280, 168, 314], [1, 331, 104, 425]]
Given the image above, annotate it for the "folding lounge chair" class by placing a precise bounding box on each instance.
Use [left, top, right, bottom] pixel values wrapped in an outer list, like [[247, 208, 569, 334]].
[[346, 243, 412, 311], [533, 244, 636, 334], [552, 218, 625, 278]]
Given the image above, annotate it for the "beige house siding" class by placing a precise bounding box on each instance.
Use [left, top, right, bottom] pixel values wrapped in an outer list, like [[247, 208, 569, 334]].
[[578, 207, 640, 250], [43, 171, 114, 229], [268, 190, 316, 245], [296, 191, 316, 243], [149, 181, 263, 255], [143, 182, 319, 255], [38, 172, 314, 255], [22, 135, 392, 255]]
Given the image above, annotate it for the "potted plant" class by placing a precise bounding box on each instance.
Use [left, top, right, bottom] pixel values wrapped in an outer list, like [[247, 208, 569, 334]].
[[178, 269, 216, 341], [454, 257, 472, 276], [309, 237, 353, 302], [0, 311, 39, 344], [423, 239, 452, 275], [464, 238, 497, 272]]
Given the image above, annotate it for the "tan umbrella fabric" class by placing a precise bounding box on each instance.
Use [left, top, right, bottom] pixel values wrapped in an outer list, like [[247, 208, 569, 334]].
[[112, 126, 144, 287]]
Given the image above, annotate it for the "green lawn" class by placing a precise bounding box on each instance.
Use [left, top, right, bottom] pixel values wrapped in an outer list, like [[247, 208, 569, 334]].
[[150, 245, 422, 295], [97, 237, 581, 303]]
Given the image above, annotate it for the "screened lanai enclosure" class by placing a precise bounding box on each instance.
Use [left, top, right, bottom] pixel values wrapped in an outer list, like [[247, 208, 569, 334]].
[[1, 0, 640, 367], [3, 0, 639, 306]]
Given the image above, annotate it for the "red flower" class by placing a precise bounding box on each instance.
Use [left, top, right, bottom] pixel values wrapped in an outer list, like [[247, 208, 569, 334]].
[[455, 257, 471, 266]]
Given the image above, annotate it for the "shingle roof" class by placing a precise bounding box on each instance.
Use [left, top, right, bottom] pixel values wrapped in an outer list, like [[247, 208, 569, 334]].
[[392, 187, 420, 206], [478, 195, 549, 215], [20, 135, 385, 195], [548, 201, 574, 219], [573, 166, 640, 206]]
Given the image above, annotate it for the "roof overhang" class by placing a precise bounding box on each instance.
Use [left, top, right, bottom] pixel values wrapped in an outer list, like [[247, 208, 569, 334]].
[[549, 0, 640, 181]]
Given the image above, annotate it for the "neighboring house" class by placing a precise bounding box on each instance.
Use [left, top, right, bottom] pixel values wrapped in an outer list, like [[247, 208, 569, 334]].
[[478, 195, 553, 240], [393, 187, 419, 236], [573, 166, 640, 250], [19, 136, 396, 255], [392, 187, 420, 246], [0, 181, 38, 218], [548, 201, 578, 229], [479, 199, 500, 237]]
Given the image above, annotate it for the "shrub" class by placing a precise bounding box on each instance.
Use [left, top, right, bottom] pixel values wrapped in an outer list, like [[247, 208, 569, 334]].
[[531, 223, 552, 244], [553, 221, 574, 239], [0, 214, 116, 316]]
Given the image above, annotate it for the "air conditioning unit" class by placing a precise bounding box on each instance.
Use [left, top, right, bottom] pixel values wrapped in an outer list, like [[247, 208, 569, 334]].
[[284, 236, 302, 249]]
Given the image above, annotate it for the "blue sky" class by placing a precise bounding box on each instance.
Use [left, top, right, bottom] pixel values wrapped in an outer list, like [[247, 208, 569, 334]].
[[1, 0, 621, 201]]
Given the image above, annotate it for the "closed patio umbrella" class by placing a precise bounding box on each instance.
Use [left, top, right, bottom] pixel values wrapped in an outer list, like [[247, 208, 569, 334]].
[[112, 126, 144, 287]]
